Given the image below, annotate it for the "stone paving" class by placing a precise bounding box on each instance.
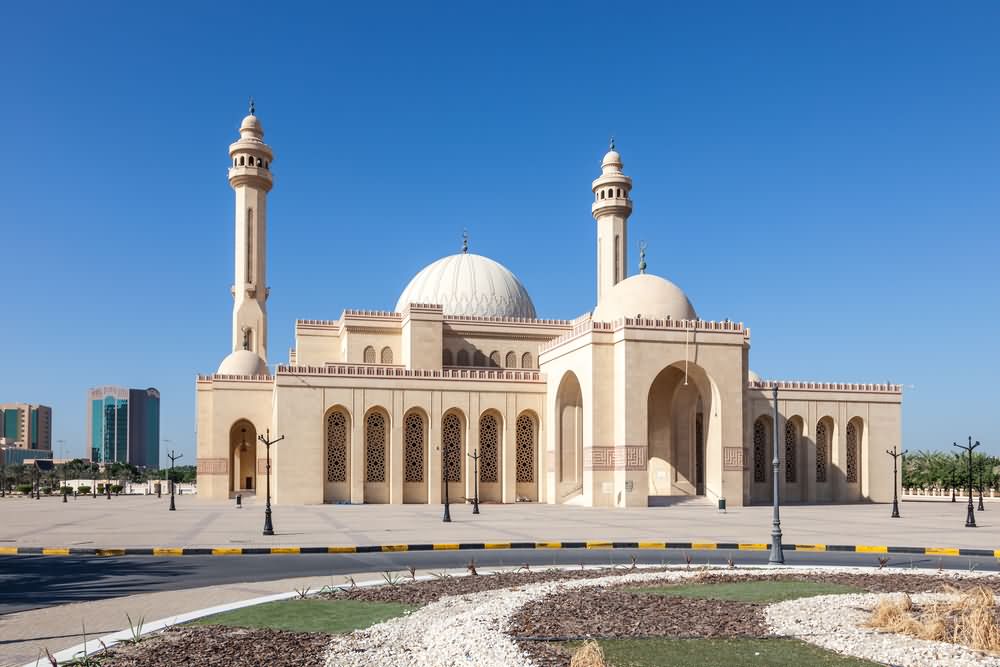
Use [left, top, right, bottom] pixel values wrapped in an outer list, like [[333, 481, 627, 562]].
[[0, 495, 997, 549]]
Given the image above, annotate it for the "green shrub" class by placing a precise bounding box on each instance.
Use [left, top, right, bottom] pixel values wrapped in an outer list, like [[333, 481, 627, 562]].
[[60, 486, 73, 494], [97, 484, 105, 493], [111, 484, 123, 493], [78, 485, 91, 494], [16, 484, 33, 495]]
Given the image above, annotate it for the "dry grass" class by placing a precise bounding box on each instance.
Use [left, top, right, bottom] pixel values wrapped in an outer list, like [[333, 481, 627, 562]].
[[868, 586, 1000, 654], [570, 639, 607, 667]]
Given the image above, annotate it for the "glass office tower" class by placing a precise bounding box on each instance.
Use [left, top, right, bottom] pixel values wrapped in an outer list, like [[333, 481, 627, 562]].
[[87, 386, 160, 467]]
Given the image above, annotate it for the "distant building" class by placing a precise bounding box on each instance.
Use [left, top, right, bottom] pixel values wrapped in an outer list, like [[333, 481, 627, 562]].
[[0, 403, 52, 451], [0, 437, 53, 465], [87, 386, 160, 467]]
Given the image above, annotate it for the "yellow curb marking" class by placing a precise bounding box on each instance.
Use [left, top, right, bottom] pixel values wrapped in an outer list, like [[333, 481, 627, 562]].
[[925, 547, 959, 557], [638, 541, 666, 549], [432, 544, 459, 550], [270, 547, 301, 554], [794, 544, 827, 552], [42, 548, 70, 556], [586, 541, 613, 549], [484, 542, 510, 549], [379, 545, 408, 552], [212, 548, 242, 556], [0, 547, 18, 555], [153, 547, 183, 556], [738, 544, 768, 551], [692, 543, 717, 550], [96, 549, 125, 557], [535, 542, 561, 549], [855, 545, 888, 553], [327, 546, 357, 553]]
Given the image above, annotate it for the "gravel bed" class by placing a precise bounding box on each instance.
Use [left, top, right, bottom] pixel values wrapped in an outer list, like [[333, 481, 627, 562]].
[[767, 592, 1000, 667], [93, 625, 329, 667]]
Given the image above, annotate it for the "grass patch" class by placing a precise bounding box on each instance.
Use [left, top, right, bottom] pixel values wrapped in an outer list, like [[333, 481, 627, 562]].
[[633, 579, 862, 603], [190, 598, 415, 634], [564, 638, 881, 666]]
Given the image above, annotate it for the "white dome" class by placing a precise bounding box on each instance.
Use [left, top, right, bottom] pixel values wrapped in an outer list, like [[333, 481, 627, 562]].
[[217, 350, 269, 376], [748, 369, 762, 383], [396, 253, 537, 319], [592, 273, 696, 322]]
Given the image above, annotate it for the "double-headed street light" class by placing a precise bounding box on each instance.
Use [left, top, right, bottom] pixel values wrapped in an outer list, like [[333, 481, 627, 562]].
[[886, 446, 905, 518], [953, 437, 979, 528], [768, 384, 783, 565], [258, 429, 284, 536]]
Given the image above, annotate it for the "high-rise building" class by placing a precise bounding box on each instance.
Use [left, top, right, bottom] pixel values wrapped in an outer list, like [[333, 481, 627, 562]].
[[0, 403, 52, 451], [87, 386, 160, 467]]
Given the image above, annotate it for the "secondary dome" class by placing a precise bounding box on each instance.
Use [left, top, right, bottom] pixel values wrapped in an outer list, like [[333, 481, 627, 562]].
[[217, 349, 269, 376], [395, 253, 537, 319], [592, 273, 697, 322]]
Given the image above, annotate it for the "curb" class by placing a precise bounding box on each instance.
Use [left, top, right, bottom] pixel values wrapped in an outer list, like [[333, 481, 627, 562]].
[[1, 542, 998, 558]]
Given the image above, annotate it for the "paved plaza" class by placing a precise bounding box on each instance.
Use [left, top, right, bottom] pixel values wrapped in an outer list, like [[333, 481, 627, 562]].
[[1, 495, 997, 549]]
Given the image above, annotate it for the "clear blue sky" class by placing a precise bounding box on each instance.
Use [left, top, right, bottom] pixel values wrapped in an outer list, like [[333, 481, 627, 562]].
[[2, 2, 997, 463]]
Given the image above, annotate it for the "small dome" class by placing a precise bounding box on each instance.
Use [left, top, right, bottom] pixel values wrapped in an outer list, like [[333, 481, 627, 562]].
[[601, 149, 623, 174], [239, 114, 263, 139], [592, 273, 696, 322], [217, 350, 269, 376], [396, 253, 537, 318], [748, 369, 762, 383]]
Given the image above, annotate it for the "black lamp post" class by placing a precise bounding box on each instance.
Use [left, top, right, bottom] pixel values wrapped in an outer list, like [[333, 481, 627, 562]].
[[953, 437, 979, 528], [166, 450, 183, 511], [977, 456, 985, 512], [62, 464, 68, 503], [105, 465, 112, 499], [886, 446, 904, 518], [468, 449, 480, 515], [258, 429, 283, 536], [92, 464, 97, 498], [441, 444, 451, 523], [768, 384, 784, 564]]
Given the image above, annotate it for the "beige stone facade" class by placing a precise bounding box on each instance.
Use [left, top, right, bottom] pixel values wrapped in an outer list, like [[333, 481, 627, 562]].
[[196, 113, 902, 507]]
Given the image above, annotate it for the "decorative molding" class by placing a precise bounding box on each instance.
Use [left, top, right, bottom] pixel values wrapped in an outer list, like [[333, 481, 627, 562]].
[[585, 445, 647, 471], [197, 374, 273, 383], [540, 318, 748, 354], [276, 364, 544, 383], [197, 458, 228, 475], [256, 458, 269, 474], [723, 447, 745, 471], [748, 380, 901, 394]]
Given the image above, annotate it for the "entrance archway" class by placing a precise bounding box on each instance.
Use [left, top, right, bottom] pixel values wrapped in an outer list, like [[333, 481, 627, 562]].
[[229, 420, 257, 496], [555, 372, 583, 501]]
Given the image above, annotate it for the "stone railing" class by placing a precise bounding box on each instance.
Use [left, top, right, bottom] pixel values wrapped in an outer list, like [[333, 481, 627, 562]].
[[297, 319, 340, 326], [748, 380, 902, 394], [540, 317, 746, 353], [276, 364, 543, 382], [903, 487, 998, 499], [197, 373, 274, 383], [539, 321, 615, 353], [444, 314, 572, 326], [343, 309, 402, 320]]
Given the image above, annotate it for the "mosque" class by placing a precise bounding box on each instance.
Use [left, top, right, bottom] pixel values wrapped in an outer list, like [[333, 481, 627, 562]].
[[195, 107, 902, 507]]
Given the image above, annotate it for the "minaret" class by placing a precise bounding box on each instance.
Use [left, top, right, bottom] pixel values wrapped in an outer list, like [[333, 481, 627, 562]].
[[592, 138, 633, 302], [228, 99, 274, 362]]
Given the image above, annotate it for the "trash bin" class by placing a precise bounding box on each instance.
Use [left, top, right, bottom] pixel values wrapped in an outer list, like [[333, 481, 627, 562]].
[[718, 498, 727, 512]]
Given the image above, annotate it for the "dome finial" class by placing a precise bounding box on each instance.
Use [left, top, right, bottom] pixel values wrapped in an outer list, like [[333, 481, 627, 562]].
[[249, 96, 255, 116], [609, 135, 615, 151], [462, 229, 469, 254], [638, 241, 647, 274]]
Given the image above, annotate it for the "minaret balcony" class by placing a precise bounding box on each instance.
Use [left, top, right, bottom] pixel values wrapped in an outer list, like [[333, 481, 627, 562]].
[[592, 198, 633, 216], [228, 167, 274, 190]]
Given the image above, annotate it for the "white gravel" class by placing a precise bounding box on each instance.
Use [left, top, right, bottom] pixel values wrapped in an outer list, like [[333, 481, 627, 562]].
[[767, 591, 1000, 667], [322, 566, 1000, 667]]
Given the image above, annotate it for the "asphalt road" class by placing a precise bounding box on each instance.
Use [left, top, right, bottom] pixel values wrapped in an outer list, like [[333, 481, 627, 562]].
[[2, 548, 998, 616]]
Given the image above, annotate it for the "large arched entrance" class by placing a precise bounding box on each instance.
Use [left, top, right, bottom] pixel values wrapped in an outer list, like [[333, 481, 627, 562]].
[[647, 364, 719, 501], [229, 420, 257, 496], [555, 372, 583, 501]]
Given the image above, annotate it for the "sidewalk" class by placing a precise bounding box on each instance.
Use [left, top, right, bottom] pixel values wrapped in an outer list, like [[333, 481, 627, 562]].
[[0, 572, 383, 667]]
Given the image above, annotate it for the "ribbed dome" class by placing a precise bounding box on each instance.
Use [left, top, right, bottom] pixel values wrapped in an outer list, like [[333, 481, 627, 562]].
[[217, 350, 269, 376], [396, 253, 537, 319], [592, 273, 696, 322]]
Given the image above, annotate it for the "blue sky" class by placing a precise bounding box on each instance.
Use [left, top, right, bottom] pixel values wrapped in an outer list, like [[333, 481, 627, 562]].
[[1, 2, 997, 463]]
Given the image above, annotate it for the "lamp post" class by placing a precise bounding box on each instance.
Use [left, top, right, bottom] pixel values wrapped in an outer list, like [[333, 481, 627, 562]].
[[977, 456, 985, 512], [33, 466, 40, 500], [467, 449, 480, 515], [92, 463, 97, 498], [167, 450, 183, 511], [951, 454, 959, 502], [953, 437, 979, 528], [441, 444, 451, 523], [768, 384, 784, 564], [62, 462, 68, 503], [886, 446, 904, 518], [105, 465, 112, 499], [258, 429, 283, 536]]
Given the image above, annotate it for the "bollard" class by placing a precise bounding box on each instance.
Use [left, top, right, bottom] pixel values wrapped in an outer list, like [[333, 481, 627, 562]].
[[236, 494, 242, 508]]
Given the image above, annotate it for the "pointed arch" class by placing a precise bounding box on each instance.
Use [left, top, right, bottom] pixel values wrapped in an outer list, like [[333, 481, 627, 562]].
[[457, 349, 469, 366], [751, 414, 773, 504], [515, 411, 538, 501], [363, 408, 389, 503], [380, 346, 393, 364], [521, 352, 533, 369], [478, 411, 502, 502], [442, 410, 465, 502], [505, 351, 517, 368], [846, 418, 862, 486], [442, 349, 453, 366], [555, 371, 583, 499], [228, 419, 257, 496], [402, 408, 427, 503], [363, 346, 376, 364], [488, 351, 500, 368], [323, 406, 350, 503]]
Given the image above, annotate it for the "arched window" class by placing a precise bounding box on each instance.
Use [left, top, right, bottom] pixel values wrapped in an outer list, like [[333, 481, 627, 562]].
[[505, 351, 517, 368], [473, 350, 486, 367], [614, 234, 620, 281], [521, 352, 533, 369], [256, 157, 262, 167], [815, 420, 828, 483], [365, 411, 386, 483], [442, 349, 453, 366], [363, 346, 376, 363], [489, 351, 500, 367], [516, 414, 535, 483], [264, 161, 269, 169], [246, 209, 254, 284], [457, 349, 469, 366], [846, 421, 859, 483], [753, 418, 767, 483], [479, 414, 499, 483], [616, 188, 622, 197], [325, 410, 347, 482], [239, 156, 245, 166], [380, 347, 393, 364], [404, 412, 424, 483], [442, 413, 462, 482], [784, 420, 798, 484], [233, 158, 237, 167]]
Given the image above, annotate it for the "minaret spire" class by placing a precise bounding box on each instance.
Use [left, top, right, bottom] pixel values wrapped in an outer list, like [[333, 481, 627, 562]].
[[249, 96, 255, 116], [591, 140, 633, 302], [462, 229, 469, 253], [638, 241, 647, 274]]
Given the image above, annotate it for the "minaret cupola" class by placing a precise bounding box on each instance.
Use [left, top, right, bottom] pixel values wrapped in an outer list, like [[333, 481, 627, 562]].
[[592, 138, 634, 303]]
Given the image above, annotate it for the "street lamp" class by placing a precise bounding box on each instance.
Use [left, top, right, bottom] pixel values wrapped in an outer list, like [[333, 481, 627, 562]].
[[768, 384, 784, 564], [953, 437, 979, 528], [258, 429, 284, 536], [167, 450, 183, 511], [106, 464, 112, 499], [467, 448, 480, 515], [977, 456, 986, 512], [440, 444, 451, 523], [951, 453, 960, 502], [886, 446, 904, 518]]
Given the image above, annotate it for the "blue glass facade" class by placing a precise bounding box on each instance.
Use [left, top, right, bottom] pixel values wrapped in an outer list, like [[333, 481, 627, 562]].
[[88, 387, 159, 467]]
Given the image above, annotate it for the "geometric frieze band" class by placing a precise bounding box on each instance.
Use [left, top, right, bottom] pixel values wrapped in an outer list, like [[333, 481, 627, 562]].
[[723, 446, 745, 471], [197, 458, 228, 475], [585, 445, 647, 471]]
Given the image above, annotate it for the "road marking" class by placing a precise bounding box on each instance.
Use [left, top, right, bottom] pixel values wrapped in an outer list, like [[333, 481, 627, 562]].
[[42, 548, 70, 556], [270, 547, 301, 554], [794, 544, 827, 552], [638, 541, 666, 549], [432, 544, 459, 550], [484, 542, 510, 549], [211, 548, 242, 556], [692, 543, 717, 550], [925, 547, 959, 556], [535, 542, 561, 549], [96, 549, 125, 557], [327, 546, 357, 553], [0, 547, 17, 555], [153, 547, 183, 556], [586, 541, 613, 549], [855, 545, 888, 553], [738, 544, 768, 551]]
